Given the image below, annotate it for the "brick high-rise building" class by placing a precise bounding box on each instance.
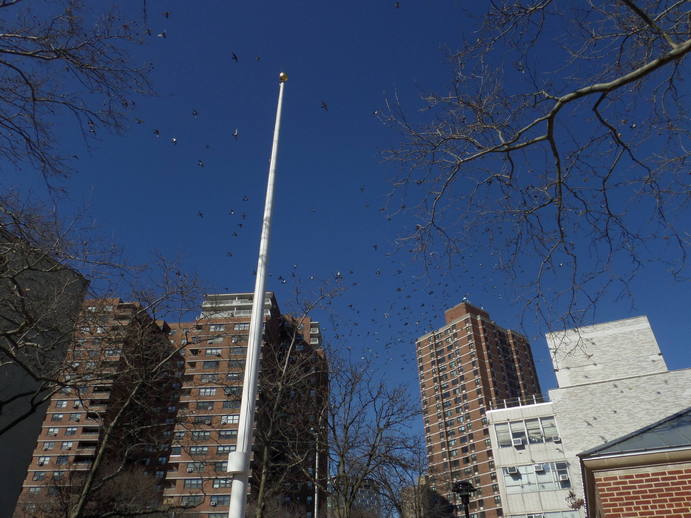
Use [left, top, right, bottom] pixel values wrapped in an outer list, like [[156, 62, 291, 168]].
[[416, 302, 541, 518], [162, 292, 328, 517], [13, 299, 182, 518], [13, 292, 329, 518]]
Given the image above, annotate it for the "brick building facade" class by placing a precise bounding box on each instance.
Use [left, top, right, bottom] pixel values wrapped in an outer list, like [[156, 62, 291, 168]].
[[13, 299, 182, 518], [416, 302, 542, 517], [580, 406, 691, 518]]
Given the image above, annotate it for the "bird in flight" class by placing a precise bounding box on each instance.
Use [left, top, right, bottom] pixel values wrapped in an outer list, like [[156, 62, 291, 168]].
[[321, 101, 329, 111], [197, 211, 204, 218], [232, 52, 239, 63], [232, 128, 239, 140]]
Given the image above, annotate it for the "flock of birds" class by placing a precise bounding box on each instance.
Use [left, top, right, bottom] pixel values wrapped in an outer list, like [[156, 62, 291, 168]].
[[126, 3, 554, 383]]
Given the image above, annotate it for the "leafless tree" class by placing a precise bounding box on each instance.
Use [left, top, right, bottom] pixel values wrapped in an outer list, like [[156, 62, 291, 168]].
[[385, 0, 690, 329], [1, 192, 205, 518], [0, 0, 151, 182], [318, 357, 421, 518], [372, 438, 454, 518]]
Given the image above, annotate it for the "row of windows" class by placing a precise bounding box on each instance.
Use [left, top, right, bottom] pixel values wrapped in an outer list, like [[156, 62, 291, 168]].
[[502, 462, 571, 493], [176, 460, 228, 472], [186, 360, 245, 370], [494, 417, 558, 446], [182, 477, 232, 488], [194, 372, 243, 383], [509, 512, 580, 518], [173, 445, 236, 456], [37, 455, 69, 466], [175, 429, 237, 440]]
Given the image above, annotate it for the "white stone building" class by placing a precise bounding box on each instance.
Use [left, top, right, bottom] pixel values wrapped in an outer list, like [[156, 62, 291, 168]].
[[487, 316, 691, 518]]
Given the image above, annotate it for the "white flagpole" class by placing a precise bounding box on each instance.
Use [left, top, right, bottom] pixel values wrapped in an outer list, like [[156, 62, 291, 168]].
[[227, 72, 288, 518]]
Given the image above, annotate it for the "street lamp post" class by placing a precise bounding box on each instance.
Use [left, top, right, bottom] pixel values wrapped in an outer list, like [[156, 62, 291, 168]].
[[227, 72, 288, 518], [452, 480, 477, 518]]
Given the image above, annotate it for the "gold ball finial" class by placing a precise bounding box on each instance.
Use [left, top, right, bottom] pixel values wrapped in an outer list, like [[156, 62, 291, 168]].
[[279, 72, 288, 82]]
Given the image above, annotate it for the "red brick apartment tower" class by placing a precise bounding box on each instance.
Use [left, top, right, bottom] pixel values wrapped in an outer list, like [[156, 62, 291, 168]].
[[162, 292, 328, 518], [416, 302, 542, 518], [13, 299, 182, 518]]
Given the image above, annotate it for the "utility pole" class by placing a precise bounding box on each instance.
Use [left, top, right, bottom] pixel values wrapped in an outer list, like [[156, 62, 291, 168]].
[[227, 72, 288, 518]]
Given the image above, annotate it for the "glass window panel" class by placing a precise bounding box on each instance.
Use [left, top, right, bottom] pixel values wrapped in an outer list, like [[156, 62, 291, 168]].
[[525, 419, 543, 443], [495, 423, 511, 447]]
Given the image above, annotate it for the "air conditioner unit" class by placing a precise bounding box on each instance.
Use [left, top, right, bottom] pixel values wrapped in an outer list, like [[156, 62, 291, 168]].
[[527, 514, 545, 518], [210, 502, 217, 507], [38, 461, 45, 466], [552, 436, 562, 443], [512, 438, 523, 447], [534, 463, 545, 472], [186, 466, 194, 473], [506, 466, 518, 474], [559, 474, 570, 481]]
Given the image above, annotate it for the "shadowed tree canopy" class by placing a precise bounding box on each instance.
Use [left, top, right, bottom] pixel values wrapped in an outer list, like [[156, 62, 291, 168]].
[[386, 0, 690, 329]]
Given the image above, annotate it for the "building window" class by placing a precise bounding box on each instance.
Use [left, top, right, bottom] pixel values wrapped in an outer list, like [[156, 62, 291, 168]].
[[192, 431, 211, 441], [38, 456, 50, 466], [503, 462, 571, 494], [215, 461, 228, 472], [230, 346, 247, 356], [209, 324, 225, 332], [206, 347, 222, 356], [224, 386, 242, 397], [217, 445, 235, 454], [42, 441, 55, 451], [51, 414, 64, 421], [210, 495, 231, 506], [186, 462, 205, 472], [56, 456, 68, 465], [218, 430, 238, 439], [32, 471, 47, 481], [221, 415, 239, 425], [203, 360, 220, 369], [189, 446, 209, 455], [197, 401, 214, 410], [199, 387, 217, 396], [56, 401, 68, 408], [228, 360, 244, 369], [61, 441, 73, 450], [65, 427, 77, 436], [213, 477, 232, 488], [207, 336, 223, 344], [234, 323, 249, 331], [181, 495, 204, 506], [69, 413, 81, 422], [184, 478, 203, 488], [47, 427, 59, 436]]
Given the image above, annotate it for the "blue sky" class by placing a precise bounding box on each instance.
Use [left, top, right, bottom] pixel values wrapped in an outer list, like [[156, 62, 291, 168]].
[[5, 1, 689, 409]]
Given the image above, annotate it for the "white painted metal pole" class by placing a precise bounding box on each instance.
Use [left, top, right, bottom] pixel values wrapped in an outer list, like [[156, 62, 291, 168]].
[[227, 72, 288, 518]]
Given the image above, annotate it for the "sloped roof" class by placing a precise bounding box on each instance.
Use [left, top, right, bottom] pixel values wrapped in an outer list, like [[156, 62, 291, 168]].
[[580, 406, 691, 458]]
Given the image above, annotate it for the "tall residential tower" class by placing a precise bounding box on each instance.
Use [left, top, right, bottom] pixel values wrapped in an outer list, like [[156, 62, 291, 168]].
[[416, 302, 541, 518]]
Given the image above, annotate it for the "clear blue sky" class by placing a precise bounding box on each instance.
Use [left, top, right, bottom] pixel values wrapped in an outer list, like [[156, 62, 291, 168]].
[[5, 1, 689, 409]]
